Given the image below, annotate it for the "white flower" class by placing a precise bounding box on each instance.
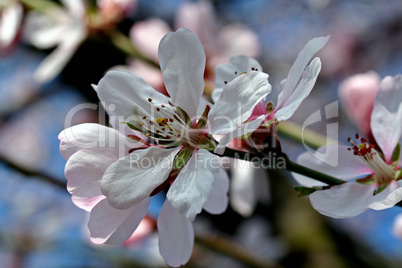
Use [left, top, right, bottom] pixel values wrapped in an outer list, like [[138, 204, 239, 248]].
[[210, 36, 328, 215], [59, 28, 270, 266], [212, 35, 329, 125], [23, 0, 88, 83], [293, 74, 402, 218]]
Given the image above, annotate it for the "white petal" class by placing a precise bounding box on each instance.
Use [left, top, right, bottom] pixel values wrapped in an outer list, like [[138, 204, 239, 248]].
[[158, 199, 194, 267], [209, 72, 271, 134], [196, 97, 213, 118], [23, 10, 67, 49], [0, 2, 22, 48], [212, 55, 263, 102], [158, 28, 206, 118], [167, 149, 217, 221], [369, 181, 402, 210], [129, 18, 170, 62], [71, 195, 104, 212], [214, 114, 266, 155], [203, 167, 230, 215], [274, 57, 321, 121], [61, 0, 85, 18], [88, 197, 150, 244], [310, 182, 376, 218], [371, 75, 402, 161], [58, 123, 134, 160], [96, 70, 171, 120], [292, 144, 372, 187], [65, 147, 123, 197], [101, 146, 181, 209], [34, 27, 86, 83], [277, 36, 329, 106]]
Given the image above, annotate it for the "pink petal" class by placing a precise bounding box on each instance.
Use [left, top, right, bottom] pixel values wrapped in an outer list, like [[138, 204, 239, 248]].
[[158, 28, 206, 118], [129, 18, 170, 62], [209, 24, 261, 68], [65, 147, 123, 197], [71, 195, 105, 212], [371, 75, 402, 161], [88, 197, 150, 244], [175, 1, 215, 45], [158, 200, 194, 267], [338, 71, 380, 135]]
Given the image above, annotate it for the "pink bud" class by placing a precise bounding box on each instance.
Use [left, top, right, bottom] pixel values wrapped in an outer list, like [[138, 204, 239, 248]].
[[338, 71, 380, 136]]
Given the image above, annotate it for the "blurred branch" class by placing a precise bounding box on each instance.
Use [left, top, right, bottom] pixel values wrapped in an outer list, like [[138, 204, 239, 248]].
[[278, 120, 337, 149], [195, 233, 283, 268], [0, 152, 66, 189]]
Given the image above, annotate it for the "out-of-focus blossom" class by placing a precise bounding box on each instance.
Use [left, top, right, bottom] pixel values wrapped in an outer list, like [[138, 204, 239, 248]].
[[392, 213, 402, 239], [229, 158, 270, 217], [293, 75, 402, 218], [123, 0, 260, 94], [23, 0, 88, 83], [339, 71, 381, 137], [23, 0, 137, 83], [0, 0, 23, 53], [319, 32, 356, 77], [59, 28, 271, 267]]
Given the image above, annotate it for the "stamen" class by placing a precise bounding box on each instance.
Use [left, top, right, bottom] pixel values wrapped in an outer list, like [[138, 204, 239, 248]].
[[348, 134, 396, 185], [148, 98, 152, 102]]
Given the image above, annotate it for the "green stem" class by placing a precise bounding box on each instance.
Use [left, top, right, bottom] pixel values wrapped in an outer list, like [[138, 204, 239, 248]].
[[219, 148, 344, 186], [277, 121, 337, 149], [285, 157, 344, 185]]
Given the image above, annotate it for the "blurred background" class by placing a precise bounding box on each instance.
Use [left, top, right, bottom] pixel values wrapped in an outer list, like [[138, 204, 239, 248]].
[[1, 0, 402, 267]]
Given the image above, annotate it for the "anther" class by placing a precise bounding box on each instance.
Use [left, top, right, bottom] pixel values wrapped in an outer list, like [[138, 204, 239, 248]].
[[148, 98, 152, 102], [156, 108, 160, 112], [142, 116, 146, 119]]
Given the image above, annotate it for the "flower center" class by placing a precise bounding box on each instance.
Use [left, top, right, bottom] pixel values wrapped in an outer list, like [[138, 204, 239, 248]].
[[127, 98, 215, 150], [348, 134, 396, 184]]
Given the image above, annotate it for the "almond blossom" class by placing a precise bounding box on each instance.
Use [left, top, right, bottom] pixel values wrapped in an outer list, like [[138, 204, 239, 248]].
[[212, 35, 329, 130], [293, 74, 402, 218], [210, 36, 328, 215], [59, 28, 271, 266]]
